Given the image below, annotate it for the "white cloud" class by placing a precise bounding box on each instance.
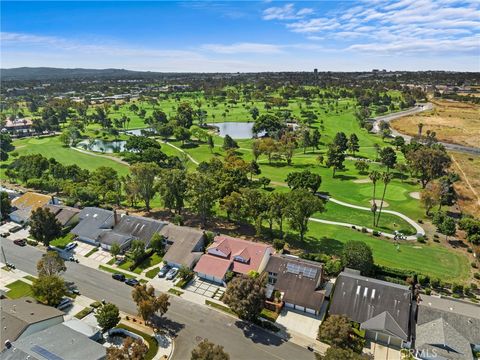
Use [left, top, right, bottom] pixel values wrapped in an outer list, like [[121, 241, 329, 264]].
[[201, 42, 283, 54], [262, 3, 314, 20]]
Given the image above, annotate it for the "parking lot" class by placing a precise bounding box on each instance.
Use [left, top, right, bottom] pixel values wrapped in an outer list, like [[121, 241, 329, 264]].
[[185, 277, 224, 299]]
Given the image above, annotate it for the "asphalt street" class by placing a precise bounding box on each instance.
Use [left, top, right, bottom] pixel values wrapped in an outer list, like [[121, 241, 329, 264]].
[[0, 237, 315, 360]]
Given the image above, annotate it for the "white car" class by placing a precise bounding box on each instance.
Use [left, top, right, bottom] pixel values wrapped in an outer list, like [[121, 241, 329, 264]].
[[65, 242, 77, 252], [165, 267, 179, 280]]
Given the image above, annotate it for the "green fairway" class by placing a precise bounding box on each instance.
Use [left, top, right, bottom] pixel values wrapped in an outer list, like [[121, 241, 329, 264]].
[[4, 136, 129, 176], [301, 222, 470, 282]]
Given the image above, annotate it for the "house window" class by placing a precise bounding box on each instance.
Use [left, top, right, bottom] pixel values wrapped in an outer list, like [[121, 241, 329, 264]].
[[371, 289, 376, 299], [363, 287, 368, 297], [356, 285, 361, 295]]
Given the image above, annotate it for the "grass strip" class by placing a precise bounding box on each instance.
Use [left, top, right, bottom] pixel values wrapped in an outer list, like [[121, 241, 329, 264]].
[[85, 247, 99, 258], [168, 288, 183, 296], [75, 307, 93, 319], [98, 265, 136, 279], [145, 267, 160, 279], [205, 300, 237, 317]]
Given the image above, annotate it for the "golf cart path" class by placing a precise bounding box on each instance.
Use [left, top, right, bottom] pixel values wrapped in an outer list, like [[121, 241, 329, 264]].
[[315, 194, 425, 240], [162, 141, 199, 165], [71, 147, 129, 165], [372, 103, 480, 155], [268, 181, 425, 240]]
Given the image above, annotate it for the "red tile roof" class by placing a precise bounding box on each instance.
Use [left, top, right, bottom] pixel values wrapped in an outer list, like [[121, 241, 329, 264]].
[[194, 236, 273, 279]]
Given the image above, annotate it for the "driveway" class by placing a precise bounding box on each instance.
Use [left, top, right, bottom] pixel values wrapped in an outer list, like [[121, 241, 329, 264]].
[[364, 341, 401, 360], [75, 242, 112, 264], [276, 308, 322, 340], [186, 277, 224, 299]]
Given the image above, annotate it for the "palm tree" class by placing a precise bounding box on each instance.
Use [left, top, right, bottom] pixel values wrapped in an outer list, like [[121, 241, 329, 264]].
[[376, 172, 393, 226], [369, 171, 381, 227], [417, 122, 424, 137]]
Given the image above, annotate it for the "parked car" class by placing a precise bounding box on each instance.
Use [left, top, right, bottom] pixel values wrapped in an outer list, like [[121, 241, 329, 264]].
[[65, 242, 77, 251], [56, 298, 72, 310], [125, 278, 139, 286], [112, 273, 126, 282], [158, 265, 171, 278], [2, 232, 11, 237], [166, 267, 179, 280], [68, 256, 79, 263], [13, 239, 27, 246]]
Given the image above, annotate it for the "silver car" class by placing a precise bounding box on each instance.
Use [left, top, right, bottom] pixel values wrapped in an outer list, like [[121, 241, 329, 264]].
[[165, 267, 179, 280]]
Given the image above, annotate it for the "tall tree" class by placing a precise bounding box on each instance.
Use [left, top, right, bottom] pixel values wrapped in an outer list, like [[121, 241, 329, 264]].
[[311, 128, 321, 151], [438, 216, 456, 241], [286, 189, 324, 241], [207, 135, 214, 153], [420, 182, 441, 215], [95, 303, 120, 332], [369, 171, 381, 227], [347, 133, 360, 156], [318, 315, 353, 348], [325, 144, 346, 177], [285, 170, 322, 194], [222, 135, 239, 150], [186, 172, 219, 227], [341, 241, 374, 275], [223, 275, 265, 321], [375, 172, 393, 226], [131, 284, 170, 324], [30, 208, 62, 246], [32, 275, 66, 306], [333, 132, 348, 153], [267, 192, 289, 238], [130, 162, 160, 212], [302, 130, 311, 154], [191, 340, 230, 360], [158, 169, 187, 214], [37, 251, 66, 277], [107, 337, 147, 360], [379, 147, 397, 172], [405, 146, 451, 188], [0, 192, 12, 220]]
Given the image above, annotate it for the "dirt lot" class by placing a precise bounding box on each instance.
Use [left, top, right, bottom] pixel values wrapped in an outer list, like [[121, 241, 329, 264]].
[[449, 151, 480, 217], [391, 99, 480, 148]]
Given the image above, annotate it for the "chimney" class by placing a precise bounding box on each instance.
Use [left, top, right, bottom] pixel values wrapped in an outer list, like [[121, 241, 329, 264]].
[[113, 210, 119, 225]]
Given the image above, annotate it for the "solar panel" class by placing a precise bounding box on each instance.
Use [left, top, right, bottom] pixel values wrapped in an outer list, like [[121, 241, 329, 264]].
[[31, 345, 64, 360], [286, 262, 317, 279]]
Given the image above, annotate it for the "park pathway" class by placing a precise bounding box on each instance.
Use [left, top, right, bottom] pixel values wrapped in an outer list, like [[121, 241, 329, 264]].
[[71, 146, 130, 165], [161, 141, 199, 165]]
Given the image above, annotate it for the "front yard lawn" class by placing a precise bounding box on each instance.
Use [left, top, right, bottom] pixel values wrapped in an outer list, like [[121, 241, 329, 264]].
[[6, 280, 34, 299], [259, 308, 279, 322], [118, 253, 163, 274], [50, 233, 74, 249], [116, 324, 158, 360], [145, 267, 160, 279]]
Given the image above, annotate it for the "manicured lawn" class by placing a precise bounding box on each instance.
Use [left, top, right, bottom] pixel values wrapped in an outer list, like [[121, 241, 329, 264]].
[[74, 307, 93, 319], [23, 275, 37, 282], [116, 324, 158, 360], [300, 221, 470, 282], [50, 233, 75, 249], [118, 253, 163, 274], [145, 267, 160, 279], [85, 247, 99, 257], [6, 280, 34, 299], [3, 136, 129, 176]]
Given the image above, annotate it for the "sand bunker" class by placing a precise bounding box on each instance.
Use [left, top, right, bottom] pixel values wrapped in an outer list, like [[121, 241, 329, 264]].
[[354, 178, 372, 184], [369, 199, 389, 207], [410, 192, 421, 199]]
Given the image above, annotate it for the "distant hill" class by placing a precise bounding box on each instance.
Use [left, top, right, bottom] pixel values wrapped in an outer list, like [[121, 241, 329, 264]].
[[0, 67, 159, 81]]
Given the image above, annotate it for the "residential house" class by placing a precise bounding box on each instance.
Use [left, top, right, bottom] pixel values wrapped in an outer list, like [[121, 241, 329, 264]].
[[161, 224, 205, 269], [329, 269, 412, 348], [9, 192, 55, 223], [1, 298, 64, 350], [414, 294, 480, 360], [194, 235, 273, 285], [264, 254, 326, 315], [43, 204, 80, 227], [98, 214, 167, 251], [62, 318, 102, 342], [1, 323, 106, 360], [70, 207, 114, 245], [2, 118, 33, 134]]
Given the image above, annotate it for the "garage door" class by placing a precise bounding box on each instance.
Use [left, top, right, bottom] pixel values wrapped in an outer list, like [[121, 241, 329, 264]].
[[285, 302, 294, 308], [295, 305, 305, 312], [306, 308, 316, 315]]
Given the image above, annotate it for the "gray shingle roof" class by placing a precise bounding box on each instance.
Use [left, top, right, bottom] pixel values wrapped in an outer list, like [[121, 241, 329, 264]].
[[70, 207, 113, 241], [415, 318, 474, 360], [102, 215, 166, 246], [361, 311, 408, 340], [417, 295, 480, 346], [7, 323, 106, 360], [329, 269, 412, 340], [264, 255, 325, 312], [1, 298, 64, 349], [161, 224, 205, 268]]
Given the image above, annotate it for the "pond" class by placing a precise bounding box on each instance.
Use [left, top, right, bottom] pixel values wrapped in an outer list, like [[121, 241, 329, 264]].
[[208, 122, 263, 139], [123, 128, 154, 136], [77, 139, 127, 153]]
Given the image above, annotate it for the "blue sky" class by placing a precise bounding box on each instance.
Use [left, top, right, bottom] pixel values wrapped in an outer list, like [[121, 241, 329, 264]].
[[1, 1, 479, 71]]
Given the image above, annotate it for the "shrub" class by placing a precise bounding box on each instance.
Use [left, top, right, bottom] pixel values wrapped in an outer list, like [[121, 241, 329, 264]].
[[361, 227, 367, 233], [470, 283, 478, 290], [225, 270, 235, 283], [425, 288, 431, 295], [272, 239, 285, 252], [27, 239, 38, 246], [417, 236, 426, 243], [474, 273, 480, 280], [472, 262, 478, 268], [372, 230, 380, 236], [452, 283, 463, 294], [90, 301, 102, 309], [467, 248, 473, 253]]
